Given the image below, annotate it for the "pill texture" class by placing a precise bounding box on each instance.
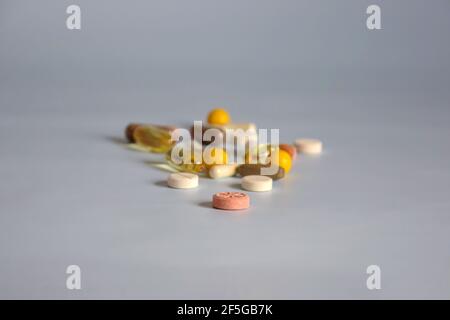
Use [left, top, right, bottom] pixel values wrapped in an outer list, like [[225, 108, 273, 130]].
[[294, 138, 323, 154], [279, 144, 296, 160], [212, 192, 250, 210], [208, 164, 237, 179], [237, 164, 285, 180], [167, 172, 199, 189], [241, 175, 272, 192]]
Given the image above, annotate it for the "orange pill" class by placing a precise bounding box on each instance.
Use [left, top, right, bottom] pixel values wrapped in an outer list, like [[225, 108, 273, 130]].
[[212, 192, 250, 210], [279, 144, 296, 160]]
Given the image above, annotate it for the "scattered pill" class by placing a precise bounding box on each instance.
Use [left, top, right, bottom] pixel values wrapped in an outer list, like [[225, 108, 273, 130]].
[[124, 109, 319, 211], [125, 123, 142, 142], [203, 147, 228, 167], [241, 175, 272, 192], [275, 149, 292, 173], [129, 124, 177, 153], [294, 138, 323, 155], [208, 164, 237, 179], [207, 108, 231, 125], [279, 144, 296, 161], [237, 164, 285, 180], [167, 172, 199, 189], [212, 192, 250, 210]]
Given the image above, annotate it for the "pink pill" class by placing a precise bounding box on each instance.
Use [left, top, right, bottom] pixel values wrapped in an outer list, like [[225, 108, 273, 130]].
[[212, 192, 250, 210]]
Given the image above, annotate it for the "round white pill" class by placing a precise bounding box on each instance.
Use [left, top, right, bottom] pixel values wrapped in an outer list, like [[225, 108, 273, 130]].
[[241, 175, 273, 192], [294, 138, 323, 155], [167, 172, 199, 189]]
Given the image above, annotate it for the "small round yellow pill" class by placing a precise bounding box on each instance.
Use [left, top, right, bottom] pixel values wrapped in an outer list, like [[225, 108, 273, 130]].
[[274, 149, 292, 174], [207, 108, 231, 125]]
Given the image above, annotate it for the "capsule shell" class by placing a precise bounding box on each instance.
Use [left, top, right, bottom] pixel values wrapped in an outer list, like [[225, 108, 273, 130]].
[[208, 164, 237, 179]]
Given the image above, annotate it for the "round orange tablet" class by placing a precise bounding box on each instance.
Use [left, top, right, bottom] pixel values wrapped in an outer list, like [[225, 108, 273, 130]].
[[212, 192, 250, 210]]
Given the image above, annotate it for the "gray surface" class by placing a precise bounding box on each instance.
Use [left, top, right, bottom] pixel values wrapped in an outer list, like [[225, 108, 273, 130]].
[[1, 0, 450, 299]]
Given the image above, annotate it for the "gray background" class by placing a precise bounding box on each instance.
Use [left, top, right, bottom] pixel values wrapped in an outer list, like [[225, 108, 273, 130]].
[[1, 0, 450, 299]]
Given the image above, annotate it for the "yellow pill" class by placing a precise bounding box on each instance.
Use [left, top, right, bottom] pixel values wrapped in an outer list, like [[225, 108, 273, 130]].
[[274, 149, 292, 174], [203, 147, 228, 167], [207, 108, 231, 125]]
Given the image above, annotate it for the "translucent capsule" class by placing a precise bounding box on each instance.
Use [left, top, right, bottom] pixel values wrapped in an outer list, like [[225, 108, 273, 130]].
[[165, 144, 208, 175], [132, 124, 175, 153]]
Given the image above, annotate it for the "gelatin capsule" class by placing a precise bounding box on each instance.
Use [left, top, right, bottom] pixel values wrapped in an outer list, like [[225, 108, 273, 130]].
[[132, 125, 175, 153], [165, 149, 208, 175], [125, 123, 141, 142]]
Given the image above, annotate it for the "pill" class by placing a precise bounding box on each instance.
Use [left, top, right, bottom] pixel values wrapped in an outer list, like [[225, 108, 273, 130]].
[[207, 108, 231, 125], [279, 144, 296, 161], [294, 138, 323, 155], [241, 175, 272, 192], [167, 172, 199, 189], [212, 192, 250, 210], [237, 164, 285, 180], [125, 123, 142, 142], [125, 122, 176, 143], [208, 164, 237, 179]]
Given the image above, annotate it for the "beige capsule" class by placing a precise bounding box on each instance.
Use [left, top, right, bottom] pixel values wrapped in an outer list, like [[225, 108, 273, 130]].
[[208, 164, 237, 179]]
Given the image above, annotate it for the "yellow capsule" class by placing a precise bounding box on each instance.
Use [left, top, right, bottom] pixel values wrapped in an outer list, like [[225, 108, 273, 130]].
[[203, 147, 228, 168], [165, 149, 207, 175], [132, 125, 174, 153]]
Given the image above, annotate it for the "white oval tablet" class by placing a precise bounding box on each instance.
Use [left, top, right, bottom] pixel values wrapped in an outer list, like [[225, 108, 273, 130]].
[[241, 175, 273, 192], [167, 172, 199, 189], [294, 138, 323, 155]]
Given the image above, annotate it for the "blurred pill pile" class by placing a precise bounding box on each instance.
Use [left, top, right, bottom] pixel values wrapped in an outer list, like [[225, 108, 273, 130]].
[[124, 108, 322, 211]]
